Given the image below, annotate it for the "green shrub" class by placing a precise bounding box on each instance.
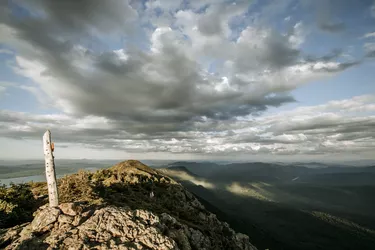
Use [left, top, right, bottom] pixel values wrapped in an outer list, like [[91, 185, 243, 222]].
[[0, 183, 37, 228]]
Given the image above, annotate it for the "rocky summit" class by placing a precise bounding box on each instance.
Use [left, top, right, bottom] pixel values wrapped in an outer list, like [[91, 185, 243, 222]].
[[0, 160, 257, 250]]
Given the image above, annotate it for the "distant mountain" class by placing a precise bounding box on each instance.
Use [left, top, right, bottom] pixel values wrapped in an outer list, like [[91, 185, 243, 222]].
[[313, 165, 375, 174], [167, 161, 225, 177], [165, 161, 375, 185], [293, 172, 375, 186]]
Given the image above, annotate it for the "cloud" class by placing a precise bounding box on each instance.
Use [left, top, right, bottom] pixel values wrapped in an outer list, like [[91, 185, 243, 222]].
[[0, 49, 13, 55], [364, 43, 375, 58], [1, 3, 316, 127], [0, 81, 17, 87], [366, 50, 375, 58], [0, 95, 374, 156], [257, 0, 348, 34], [0, 81, 17, 98], [362, 32, 375, 39], [10, 0, 138, 35], [0, 0, 370, 157], [0, 86, 6, 97], [313, 0, 346, 33], [318, 22, 345, 33], [196, 1, 249, 36]]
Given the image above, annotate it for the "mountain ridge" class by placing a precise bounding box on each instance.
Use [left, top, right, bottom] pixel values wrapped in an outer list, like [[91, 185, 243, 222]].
[[0, 160, 257, 250]]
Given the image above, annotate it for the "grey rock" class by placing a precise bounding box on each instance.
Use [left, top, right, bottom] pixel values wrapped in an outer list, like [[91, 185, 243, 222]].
[[1, 204, 258, 249], [59, 202, 82, 216], [58, 214, 73, 224], [31, 206, 60, 233]]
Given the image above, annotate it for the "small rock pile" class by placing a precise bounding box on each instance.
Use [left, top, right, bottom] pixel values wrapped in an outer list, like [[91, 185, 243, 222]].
[[1, 202, 256, 250]]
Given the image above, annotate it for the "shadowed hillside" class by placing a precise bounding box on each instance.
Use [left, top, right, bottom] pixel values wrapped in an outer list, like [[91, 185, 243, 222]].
[[160, 162, 375, 250]]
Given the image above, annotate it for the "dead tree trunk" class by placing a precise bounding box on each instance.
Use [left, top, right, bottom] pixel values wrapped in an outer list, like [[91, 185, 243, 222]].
[[43, 130, 59, 207]]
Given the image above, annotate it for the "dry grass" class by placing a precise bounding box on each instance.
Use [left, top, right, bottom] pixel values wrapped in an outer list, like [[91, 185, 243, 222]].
[[58, 170, 102, 204]]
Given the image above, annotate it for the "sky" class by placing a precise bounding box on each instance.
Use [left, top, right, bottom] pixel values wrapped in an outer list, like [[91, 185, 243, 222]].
[[0, 0, 374, 161]]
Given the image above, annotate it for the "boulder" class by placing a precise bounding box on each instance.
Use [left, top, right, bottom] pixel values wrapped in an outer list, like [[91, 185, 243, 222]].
[[31, 207, 60, 233], [59, 203, 82, 216]]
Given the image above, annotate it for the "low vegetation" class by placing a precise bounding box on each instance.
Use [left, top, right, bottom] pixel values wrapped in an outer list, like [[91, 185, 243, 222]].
[[0, 183, 39, 228], [1, 160, 206, 230]]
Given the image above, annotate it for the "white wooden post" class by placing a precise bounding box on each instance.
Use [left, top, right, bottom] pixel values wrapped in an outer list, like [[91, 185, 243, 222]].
[[43, 130, 59, 207]]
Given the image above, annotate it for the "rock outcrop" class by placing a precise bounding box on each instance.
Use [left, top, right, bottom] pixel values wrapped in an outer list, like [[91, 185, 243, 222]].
[[0, 160, 257, 250]]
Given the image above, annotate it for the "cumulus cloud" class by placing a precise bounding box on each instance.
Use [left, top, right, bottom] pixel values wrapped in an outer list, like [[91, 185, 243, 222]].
[[0, 0, 371, 157]]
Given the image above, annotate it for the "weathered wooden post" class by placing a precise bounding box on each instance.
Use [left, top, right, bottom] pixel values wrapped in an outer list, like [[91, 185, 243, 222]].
[[43, 130, 59, 207]]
